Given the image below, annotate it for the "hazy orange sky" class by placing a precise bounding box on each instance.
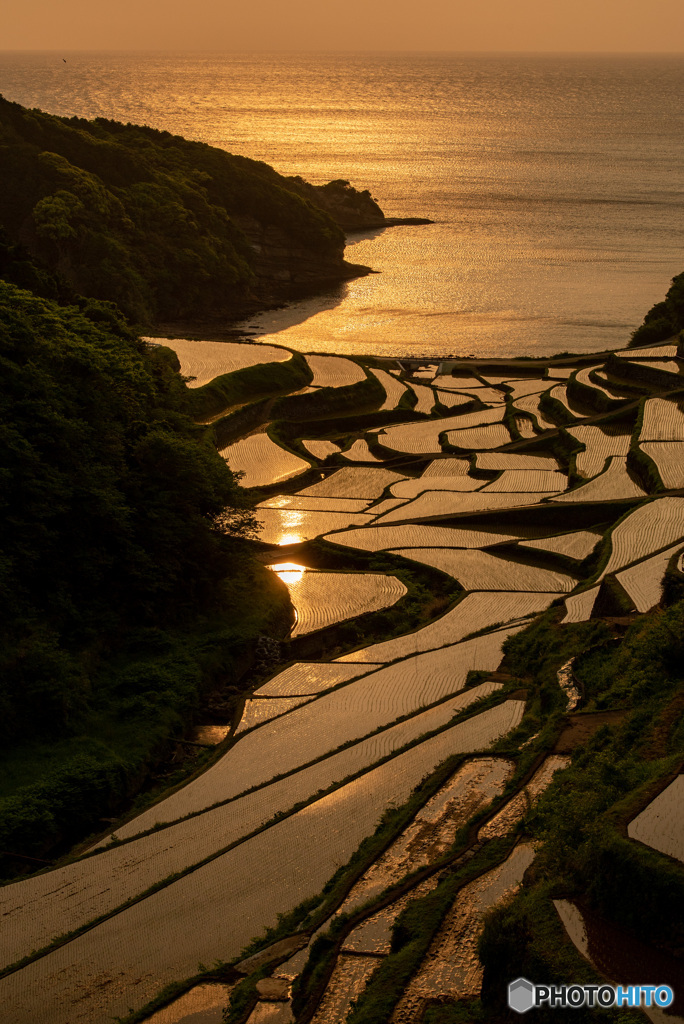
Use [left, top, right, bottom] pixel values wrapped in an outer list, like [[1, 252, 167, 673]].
[[4, 0, 684, 52]]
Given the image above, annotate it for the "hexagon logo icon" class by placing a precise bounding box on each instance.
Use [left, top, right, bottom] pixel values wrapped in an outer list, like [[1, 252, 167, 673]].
[[508, 977, 535, 1014]]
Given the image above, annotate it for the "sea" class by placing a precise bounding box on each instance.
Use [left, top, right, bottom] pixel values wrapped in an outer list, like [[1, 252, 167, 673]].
[[1, 51, 684, 359]]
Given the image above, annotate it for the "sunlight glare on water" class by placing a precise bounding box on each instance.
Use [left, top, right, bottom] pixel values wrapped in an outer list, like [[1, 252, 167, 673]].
[[269, 563, 307, 585], [1, 52, 683, 357]]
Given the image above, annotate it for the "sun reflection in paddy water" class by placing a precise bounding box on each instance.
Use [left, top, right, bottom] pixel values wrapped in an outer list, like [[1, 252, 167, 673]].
[[269, 563, 307, 585]]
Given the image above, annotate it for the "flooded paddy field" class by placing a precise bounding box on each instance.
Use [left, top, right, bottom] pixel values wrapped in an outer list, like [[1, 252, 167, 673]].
[[147, 338, 291, 387], [10, 334, 684, 1024]]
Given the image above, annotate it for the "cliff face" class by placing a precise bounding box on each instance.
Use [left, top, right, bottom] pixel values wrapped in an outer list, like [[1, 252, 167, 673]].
[[0, 96, 371, 326]]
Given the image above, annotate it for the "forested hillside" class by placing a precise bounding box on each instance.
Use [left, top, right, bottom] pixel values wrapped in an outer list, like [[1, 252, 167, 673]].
[[0, 95, 365, 326]]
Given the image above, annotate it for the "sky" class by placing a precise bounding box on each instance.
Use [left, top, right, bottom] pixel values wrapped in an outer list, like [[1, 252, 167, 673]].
[[4, 0, 684, 52]]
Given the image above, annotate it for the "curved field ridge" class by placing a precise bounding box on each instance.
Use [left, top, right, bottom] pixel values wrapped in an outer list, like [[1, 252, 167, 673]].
[[336, 591, 558, 663], [505, 379, 549, 399], [0, 709, 524, 1024], [639, 399, 684, 442], [641, 442, 684, 489], [445, 423, 512, 450], [147, 338, 290, 388], [519, 531, 600, 561], [475, 452, 557, 471], [615, 541, 684, 613], [574, 366, 620, 400], [254, 662, 376, 697], [598, 498, 684, 579], [374, 490, 557, 524], [369, 497, 407, 516], [298, 467, 406, 499], [390, 548, 574, 592], [392, 843, 535, 1017], [259, 495, 371, 512], [341, 439, 381, 461], [342, 877, 439, 956], [369, 367, 406, 410], [324, 523, 520, 552], [408, 381, 437, 414], [628, 776, 684, 863], [302, 439, 340, 460], [566, 425, 631, 479], [277, 570, 408, 637], [513, 392, 556, 428], [483, 469, 566, 493], [1, 687, 501, 976], [627, 359, 682, 374], [257, 507, 374, 545], [551, 456, 646, 503], [306, 355, 366, 387], [221, 434, 310, 488], [377, 419, 451, 455], [561, 586, 599, 624]]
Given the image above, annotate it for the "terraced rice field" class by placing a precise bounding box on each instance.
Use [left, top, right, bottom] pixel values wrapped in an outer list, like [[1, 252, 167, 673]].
[[628, 359, 682, 374], [309, 955, 379, 1023], [368, 497, 407, 516], [392, 843, 536, 1019], [0, 715, 527, 1024], [422, 457, 471, 476], [336, 591, 558, 663], [519, 530, 600, 561], [101, 632, 521, 840], [248, 1003, 294, 1023], [5, 690, 501, 973], [515, 415, 537, 438], [575, 366, 621, 399], [144, 984, 235, 1024], [598, 498, 684, 579], [374, 489, 556, 524], [562, 586, 600, 623], [370, 367, 406, 409], [298, 467, 406, 499], [236, 696, 317, 733], [408, 381, 437, 414], [511, 392, 556, 428], [435, 389, 473, 408], [614, 344, 679, 359], [302, 439, 340, 459], [390, 475, 483, 498], [377, 419, 452, 454], [639, 398, 684, 442], [276, 569, 407, 637], [445, 422, 512, 450], [254, 662, 375, 697], [475, 452, 558, 471], [256, 507, 375, 545], [549, 383, 575, 415], [341, 439, 381, 461], [628, 776, 684, 863], [324, 522, 519, 552], [546, 366, 575, 378], [432, 375, 483, 390], [260, 495, 371, 512], [337, 757, 513, 915], [146, 338, 290, 387], [342, 877, 439, 955], [478, 756, 569, 840], [615, 541, 684, 613], [221, 434, 310, 488], [484, 468, 566, 492], [552, 456, 646, 502], [641, 442, 684, 489], [505, 379, 549, 399], [566, 425, 631, 478], [306, 355, 367, 387], [391, 548, 574, 592]]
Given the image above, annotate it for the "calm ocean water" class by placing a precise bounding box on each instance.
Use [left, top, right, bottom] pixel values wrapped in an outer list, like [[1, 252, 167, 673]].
[[2, 51, 684, 358]]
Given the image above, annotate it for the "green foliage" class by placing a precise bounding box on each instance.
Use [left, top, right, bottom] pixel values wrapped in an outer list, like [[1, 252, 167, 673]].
[[0, 94, 346, 324], [630, 272, 684, 347], [0, 281, 287, 862], [184, 350, 312, 422], [271, 370, 385, 421]]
